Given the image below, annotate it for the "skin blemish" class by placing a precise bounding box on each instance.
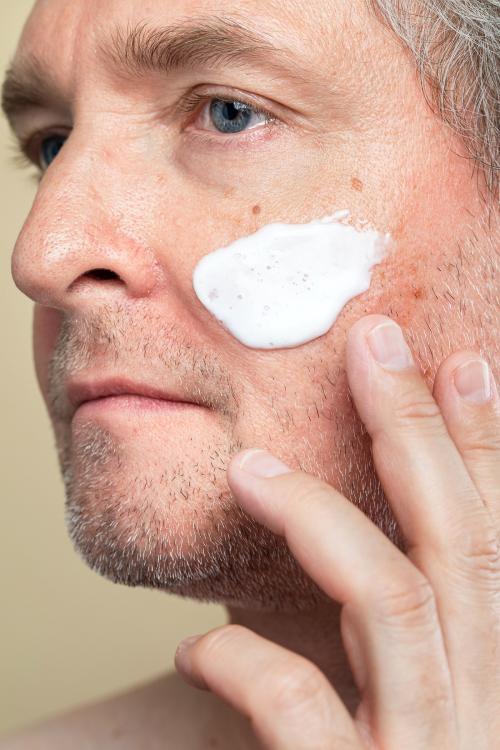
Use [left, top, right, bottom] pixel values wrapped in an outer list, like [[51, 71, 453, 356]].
[[351, 177, 364, 192], [252, 204, 261, 215]]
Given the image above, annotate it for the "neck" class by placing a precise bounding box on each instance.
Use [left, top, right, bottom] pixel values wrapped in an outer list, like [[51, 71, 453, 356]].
[[226, 601, 360, 715]]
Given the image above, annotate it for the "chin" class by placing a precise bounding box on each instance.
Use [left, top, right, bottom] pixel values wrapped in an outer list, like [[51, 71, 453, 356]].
[[58, 421, 327, 612]]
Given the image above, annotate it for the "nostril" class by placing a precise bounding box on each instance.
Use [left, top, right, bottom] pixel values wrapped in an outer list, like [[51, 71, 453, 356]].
[[85, 268, 121, 281]]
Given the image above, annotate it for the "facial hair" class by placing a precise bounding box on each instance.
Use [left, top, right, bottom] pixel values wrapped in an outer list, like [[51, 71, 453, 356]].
[[45, 301, 398, 613], [41, 203, 497, 614]]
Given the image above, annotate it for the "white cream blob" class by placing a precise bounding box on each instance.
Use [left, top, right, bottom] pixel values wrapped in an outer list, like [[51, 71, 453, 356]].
[[193, 212, 389, 350]]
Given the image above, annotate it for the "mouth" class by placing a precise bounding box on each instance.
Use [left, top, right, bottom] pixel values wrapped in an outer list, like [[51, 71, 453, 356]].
[[68, 377, 202, 419]]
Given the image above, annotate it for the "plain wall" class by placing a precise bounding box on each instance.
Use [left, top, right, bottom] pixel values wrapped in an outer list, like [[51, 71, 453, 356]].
[[0, 2, 225, 736]]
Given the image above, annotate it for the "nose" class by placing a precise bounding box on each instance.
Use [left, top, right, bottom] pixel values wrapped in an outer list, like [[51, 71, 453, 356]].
[[12, 155, 162, 311]]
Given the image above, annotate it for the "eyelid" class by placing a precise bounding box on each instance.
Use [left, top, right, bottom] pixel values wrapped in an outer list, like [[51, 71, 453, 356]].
[[173, 85, 284, 124], [17, 127, 70, 172], [170, 87, 291, 149], [193, 100, 274, 139]]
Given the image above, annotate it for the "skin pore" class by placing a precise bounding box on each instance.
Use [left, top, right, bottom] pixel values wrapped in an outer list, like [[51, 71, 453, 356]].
[[3, 0, 498, 746]]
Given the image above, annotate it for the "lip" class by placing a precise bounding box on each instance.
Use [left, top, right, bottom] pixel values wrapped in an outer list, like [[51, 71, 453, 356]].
[[68, 377, 199, 417]]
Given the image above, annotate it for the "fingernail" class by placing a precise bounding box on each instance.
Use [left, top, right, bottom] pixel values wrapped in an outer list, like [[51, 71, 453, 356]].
[[175, 635, 202, 673], [178, 634, 203, 651], [454, 359, 492, 404], [367, 322, 413, 371], [175, 634, 212, 691], [236, 449, 292, 478]]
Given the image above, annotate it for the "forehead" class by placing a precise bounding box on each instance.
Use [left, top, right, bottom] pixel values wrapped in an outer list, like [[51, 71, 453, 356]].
[[19, 0, 370, 76], [25, 0, 336, 28]]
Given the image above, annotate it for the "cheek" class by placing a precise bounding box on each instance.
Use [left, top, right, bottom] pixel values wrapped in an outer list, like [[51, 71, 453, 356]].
[[33, 305, 63, 400], [192, 217, 385, 351], [354, 233, 480, 387]]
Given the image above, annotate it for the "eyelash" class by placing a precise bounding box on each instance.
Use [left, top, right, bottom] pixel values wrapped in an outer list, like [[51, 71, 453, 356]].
[[178, 90, 277, 129], [14, 90, 280, 175], [12, 132, 64, 178]]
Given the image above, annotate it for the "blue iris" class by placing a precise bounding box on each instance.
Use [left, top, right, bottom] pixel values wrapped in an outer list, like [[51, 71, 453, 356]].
[[40, 135, 66, 168], [210, 100, 254, 134]]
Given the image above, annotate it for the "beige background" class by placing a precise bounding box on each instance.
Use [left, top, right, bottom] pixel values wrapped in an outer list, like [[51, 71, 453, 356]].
[[0, 2, 225, 737]]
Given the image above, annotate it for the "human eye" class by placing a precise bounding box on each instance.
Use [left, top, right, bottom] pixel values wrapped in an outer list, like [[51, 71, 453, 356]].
[[38, 133, 68, 169], [198, 98, 273, 134], [179, 90, 278, 138], [15, 130, 69, 175]]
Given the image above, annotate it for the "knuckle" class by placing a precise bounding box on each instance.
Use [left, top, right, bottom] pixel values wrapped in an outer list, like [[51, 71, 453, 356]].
[[199, 624, 247, 658], [287, 474, 329, 501], [460, 428, 500, 461], [374, 576, 439, 629], [452, 525, 500, 581], [266, 659, 330, 718], [286, 478, 334, 517], [392, 389, 444, 432]]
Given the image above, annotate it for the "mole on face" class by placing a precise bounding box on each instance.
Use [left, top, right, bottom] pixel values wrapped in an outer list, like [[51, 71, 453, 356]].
[[351, 177, 364, 192], [252, 204, 261, 215]]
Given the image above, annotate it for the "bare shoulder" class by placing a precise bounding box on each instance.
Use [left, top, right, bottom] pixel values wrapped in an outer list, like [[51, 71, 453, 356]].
[[0, 673, 203, 750]]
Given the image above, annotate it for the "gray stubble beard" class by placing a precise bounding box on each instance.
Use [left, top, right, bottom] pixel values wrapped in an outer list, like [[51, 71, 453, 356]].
[[54, 386, 400, 614], [45, 304, 397, 613], [59, 420, 335, 613]]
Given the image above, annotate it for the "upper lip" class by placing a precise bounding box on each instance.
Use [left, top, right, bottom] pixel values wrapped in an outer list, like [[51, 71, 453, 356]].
[[68, 378, 195, 413]]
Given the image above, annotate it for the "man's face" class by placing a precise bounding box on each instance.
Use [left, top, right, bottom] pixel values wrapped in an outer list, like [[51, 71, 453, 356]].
[[6, 0, 494, 610]]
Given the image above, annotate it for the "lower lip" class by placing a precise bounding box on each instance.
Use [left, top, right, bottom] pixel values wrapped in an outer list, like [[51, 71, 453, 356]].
[[74, 394, 199, 417]]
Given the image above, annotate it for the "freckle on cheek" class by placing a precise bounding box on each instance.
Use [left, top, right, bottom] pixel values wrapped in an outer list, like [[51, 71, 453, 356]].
[[252, 204, 261, 215], [351, 177, 364, 192]]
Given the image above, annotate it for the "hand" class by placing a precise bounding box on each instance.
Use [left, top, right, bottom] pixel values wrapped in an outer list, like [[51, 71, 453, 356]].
[[175, 314, 500, 749]]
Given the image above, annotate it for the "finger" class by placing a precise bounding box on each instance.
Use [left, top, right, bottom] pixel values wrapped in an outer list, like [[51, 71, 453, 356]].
[[175, 624, 363, 750], [345, 314, 490, 553], [345, 316, 500, 745], [228, 455, 455, 749], [433, 352, 500, 519]]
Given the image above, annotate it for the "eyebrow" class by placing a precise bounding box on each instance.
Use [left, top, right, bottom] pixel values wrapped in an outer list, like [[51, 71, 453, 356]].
[[1, 16, 311, 127], [1, 58, 68, 126], [103, 17, 309, 81]]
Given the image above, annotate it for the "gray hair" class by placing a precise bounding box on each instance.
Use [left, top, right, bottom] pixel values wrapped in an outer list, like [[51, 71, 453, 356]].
[[371, 0, 499, 199]]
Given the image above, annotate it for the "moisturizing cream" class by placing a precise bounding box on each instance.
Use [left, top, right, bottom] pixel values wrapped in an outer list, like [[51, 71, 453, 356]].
[[193, 212, 389, 350]]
